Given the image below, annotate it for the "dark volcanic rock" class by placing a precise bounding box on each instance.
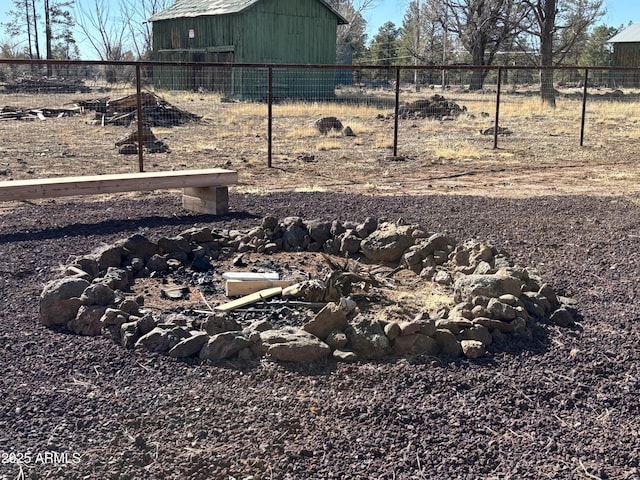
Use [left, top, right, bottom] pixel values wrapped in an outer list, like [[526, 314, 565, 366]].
[[39, 277, 90, 326], [3, 191, 640, 480]]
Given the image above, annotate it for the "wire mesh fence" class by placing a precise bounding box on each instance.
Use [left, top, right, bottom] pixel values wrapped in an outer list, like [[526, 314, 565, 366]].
[[0, 59, 638, 183]]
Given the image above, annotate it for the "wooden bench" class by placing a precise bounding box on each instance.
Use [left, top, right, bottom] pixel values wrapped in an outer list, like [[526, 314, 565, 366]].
[[0, 168, 238, 215]]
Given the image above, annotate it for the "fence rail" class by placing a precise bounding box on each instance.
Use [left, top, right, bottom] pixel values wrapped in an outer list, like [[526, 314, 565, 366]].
[[0, 58, 638, 177]]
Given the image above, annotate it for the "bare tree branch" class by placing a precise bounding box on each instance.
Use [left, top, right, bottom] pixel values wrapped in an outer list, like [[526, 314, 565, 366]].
[[441, 0, 529, 89], [75, 0, 127, 61], [120, 0, 172, 60], [517, 0, 604, 106]]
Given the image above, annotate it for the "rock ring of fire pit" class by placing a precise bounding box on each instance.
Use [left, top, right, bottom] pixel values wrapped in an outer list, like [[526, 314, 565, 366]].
[[39, 216, 578, 364]]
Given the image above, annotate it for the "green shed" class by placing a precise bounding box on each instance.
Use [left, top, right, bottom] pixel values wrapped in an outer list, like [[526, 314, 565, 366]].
[[607, 23, 640, 87], [147, 0, 348, 99]]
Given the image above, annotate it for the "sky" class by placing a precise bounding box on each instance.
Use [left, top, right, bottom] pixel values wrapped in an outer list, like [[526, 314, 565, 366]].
[[0, 0, 637, 58], [365, 0, 637, 39]]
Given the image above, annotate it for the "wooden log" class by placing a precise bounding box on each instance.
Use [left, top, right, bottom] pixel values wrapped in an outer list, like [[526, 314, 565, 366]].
[[106, 112, 134, 126], [225, 280, 294, 297], [214, 287, 283, 312], [182, 185, 229, 214], [115, 125, 156, 146], [108, 92, 158, 111], [0, 168, 238, 202]]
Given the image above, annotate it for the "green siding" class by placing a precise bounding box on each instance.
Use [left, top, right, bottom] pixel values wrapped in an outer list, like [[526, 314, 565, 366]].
[[151, 0, 339, 98], [236, 0, 337, 64], [612, 43, 640, 87], [153, 16, 234, 51]]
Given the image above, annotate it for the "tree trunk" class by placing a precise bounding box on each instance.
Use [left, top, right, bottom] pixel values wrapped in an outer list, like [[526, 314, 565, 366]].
[[469, 44, 487, 91], [540, 67, 555, 107], [45, 0, 53, 76], [539, 0, 557, 107], [30, 0, 40, 61], [24, 0, 34, 61], [470, 69, 485, 90]]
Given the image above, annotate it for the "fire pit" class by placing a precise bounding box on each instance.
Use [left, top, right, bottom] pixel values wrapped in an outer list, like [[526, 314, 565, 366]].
[[39, 216, 578, 364]]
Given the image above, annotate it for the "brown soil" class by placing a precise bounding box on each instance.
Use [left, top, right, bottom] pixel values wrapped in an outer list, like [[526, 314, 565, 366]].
[[1, 89, 639, 199], [130, 251, 452, 331], [1, 91, 640, 479]]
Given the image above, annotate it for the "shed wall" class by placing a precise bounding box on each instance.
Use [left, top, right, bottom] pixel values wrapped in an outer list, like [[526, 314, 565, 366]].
[[151, 0, 339, 98], [612, 43, 640, 87]]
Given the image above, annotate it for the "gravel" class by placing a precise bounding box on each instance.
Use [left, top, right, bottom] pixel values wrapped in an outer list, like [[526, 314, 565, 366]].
[[1, 191, 639, 479]]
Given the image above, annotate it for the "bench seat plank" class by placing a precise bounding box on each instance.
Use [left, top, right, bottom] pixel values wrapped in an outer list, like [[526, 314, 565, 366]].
[[0, 168, 238, 202]]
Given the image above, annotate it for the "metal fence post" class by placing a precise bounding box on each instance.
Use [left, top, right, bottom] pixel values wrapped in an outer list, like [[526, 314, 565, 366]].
[[493, 67, 502, 150], [135, 63, 145, 172], [267, 66, 273, 168], [580, 68, 589, 147], [393, 67, 400, 157]]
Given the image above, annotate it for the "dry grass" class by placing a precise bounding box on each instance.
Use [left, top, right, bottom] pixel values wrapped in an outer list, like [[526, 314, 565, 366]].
[[370, 279, 455, 323], [591, 170, 640, 185], [315, 138, 342, 151], [499, 97, 551, 119], [285, 126, 317, 138], [1, 86, 640, 199], [293, 185, 328, 193], [433, 140, 483, 160]]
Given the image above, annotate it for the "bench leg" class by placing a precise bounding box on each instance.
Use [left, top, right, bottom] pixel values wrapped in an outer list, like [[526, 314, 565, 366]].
[[182, 186, 229, 214]]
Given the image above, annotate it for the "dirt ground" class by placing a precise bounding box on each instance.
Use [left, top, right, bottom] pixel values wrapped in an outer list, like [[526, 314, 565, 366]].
[[1, 88, 639, 199], [1, 89, 640, 479]]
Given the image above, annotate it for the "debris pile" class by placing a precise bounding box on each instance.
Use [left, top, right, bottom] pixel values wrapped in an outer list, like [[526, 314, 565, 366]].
[[40, 216, 578, 365], [0, 105, 81, 121], [0, 92, 198, 134], [480, 126, 513, 136], [314, 116, 355, 136], [2, 76, 91, 94], [397, 94, 467, 120], [115, 125, 169, 154], [315, 116, 344, 134], [79, 92, 201, 127]]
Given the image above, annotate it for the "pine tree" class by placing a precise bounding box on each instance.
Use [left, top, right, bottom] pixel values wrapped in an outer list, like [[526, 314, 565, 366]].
[[369, 22, 400, 81]]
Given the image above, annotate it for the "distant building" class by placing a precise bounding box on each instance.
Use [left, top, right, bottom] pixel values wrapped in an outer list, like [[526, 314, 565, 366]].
[[607, 23, 640, 87], [147, 0, 348, 99], [335, 43, 354, 85]]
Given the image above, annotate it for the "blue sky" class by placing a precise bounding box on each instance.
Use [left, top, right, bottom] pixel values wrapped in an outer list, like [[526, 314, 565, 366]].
[[365, 0, 637, 39], [0, 0, 637, 57]]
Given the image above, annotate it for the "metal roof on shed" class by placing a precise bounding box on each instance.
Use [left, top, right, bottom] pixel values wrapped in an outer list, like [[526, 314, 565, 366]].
[[608, 23, 640, 43], [147, 0, 348, 24]]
